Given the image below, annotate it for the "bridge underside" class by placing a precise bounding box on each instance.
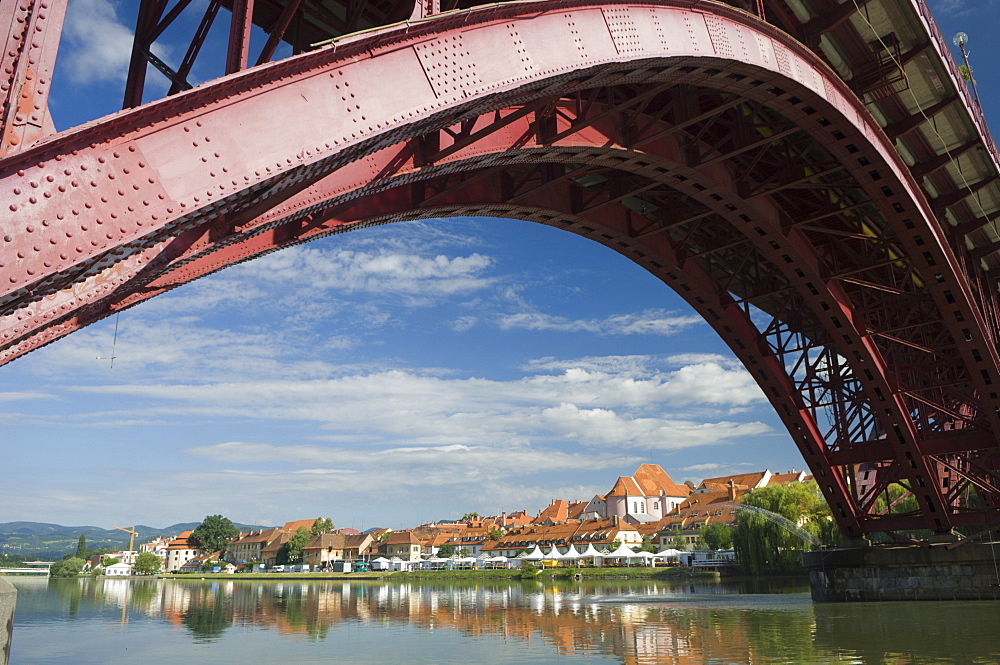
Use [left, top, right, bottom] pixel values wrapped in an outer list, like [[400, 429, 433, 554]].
[[2, 0, 1000, 539]]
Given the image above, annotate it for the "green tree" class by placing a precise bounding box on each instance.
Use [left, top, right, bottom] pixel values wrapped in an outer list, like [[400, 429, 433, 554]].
[[870, 484, 928, 543], [461, 512, 481, 521], [639, 535, 656, 553], [181, 590, 230, 642], [135, 551, 162, 575], [732, 481, 840, 574], [486, 527, 503, 541], [662, 530, 686, 550], [75, 534, 87, 558], [519, 561, 540, 578], [438, 543, 455, 558], [192, 515, 239, 554], [101, 557, 120, 567], [700, 523, 733, 550], [277, 527, 312, 564], [50, 556, 86, 578], [457, 548, 470, 557], [311, 517, 335, 535]]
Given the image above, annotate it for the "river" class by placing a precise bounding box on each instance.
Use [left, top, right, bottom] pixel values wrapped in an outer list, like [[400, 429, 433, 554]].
[[6, 575, 1000, 664]]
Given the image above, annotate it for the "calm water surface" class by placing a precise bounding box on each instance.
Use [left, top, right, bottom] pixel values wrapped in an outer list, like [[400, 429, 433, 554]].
[[7, 576, 1000, 664]]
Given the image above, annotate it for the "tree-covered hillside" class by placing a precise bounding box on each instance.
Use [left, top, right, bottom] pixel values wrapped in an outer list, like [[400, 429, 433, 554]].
[[0, 521, 269, 560]]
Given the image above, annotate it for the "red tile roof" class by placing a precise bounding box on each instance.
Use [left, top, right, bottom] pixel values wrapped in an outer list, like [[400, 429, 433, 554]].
[[533, 499, 589, 524], [606, 465, 691, 499], [484, 517, 638, 552], [281, 519, 317, 533], [698, 471, 768, 490]]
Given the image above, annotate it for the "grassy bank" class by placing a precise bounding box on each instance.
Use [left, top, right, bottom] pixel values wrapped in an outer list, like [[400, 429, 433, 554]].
[[135, 567, 718, 582], [389, 567, 718, 581], [152, 572, 386, 581]]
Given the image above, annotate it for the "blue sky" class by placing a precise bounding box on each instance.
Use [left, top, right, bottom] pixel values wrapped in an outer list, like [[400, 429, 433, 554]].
[[1, 0, 997, 531]]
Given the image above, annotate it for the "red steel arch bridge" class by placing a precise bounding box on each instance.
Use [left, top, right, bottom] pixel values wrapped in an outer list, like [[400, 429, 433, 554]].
[[3, 0, 1000, 542]]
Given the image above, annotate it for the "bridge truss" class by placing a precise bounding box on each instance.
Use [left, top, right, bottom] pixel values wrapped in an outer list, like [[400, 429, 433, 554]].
[[3, 0, 1000, 539]]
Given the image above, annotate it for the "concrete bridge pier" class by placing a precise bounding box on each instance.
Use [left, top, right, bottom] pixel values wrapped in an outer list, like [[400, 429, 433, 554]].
[[0, 579, 14, 665], [803, 543, 1000, 602]]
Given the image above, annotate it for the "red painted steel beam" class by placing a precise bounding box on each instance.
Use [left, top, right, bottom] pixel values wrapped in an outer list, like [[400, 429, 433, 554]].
[[227, 0, 255, 74], [0, 0, 66, 156], [123, 0, 166, 109], [2, 0, 999, 535]]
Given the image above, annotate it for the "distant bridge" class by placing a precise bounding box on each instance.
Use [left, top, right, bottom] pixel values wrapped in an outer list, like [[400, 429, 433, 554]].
[[0, 561, 52, 576]]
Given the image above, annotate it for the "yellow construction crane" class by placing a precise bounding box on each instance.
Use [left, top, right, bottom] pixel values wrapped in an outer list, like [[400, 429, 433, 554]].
[[113, 526, 138, 552]]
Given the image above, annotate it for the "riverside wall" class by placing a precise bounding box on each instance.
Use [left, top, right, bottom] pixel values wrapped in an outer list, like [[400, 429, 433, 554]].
[[803, 542, 1000, 602], [0, 578, 14, 665]]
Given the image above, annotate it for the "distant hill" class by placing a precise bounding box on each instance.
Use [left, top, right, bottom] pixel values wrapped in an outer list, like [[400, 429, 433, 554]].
[[0, 521, 272, 559]]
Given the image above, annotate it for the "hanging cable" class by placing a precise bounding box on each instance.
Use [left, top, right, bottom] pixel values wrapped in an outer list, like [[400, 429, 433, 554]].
[[96, 313, 120, 368]]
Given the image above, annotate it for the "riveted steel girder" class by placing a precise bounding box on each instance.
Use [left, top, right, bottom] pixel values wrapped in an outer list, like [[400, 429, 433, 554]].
[[2, 0, 1000, 536], [0, 0, 66, 157]]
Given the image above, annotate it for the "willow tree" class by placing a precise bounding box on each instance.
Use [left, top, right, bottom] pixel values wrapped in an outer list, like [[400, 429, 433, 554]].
[[732, 481, 840, 574]]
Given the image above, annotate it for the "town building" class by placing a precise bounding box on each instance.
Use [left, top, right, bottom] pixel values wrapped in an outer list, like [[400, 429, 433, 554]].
[[484, 517, 641, 558], [379, 531, 423, 561], [302, 532, 374, 569], [104, 562, 134, 576], [651, 469, 811, 548], [227, 528, 285, 564], [138, 536, 170, 568], [178, 551, 227, 573], [603, 464, 691, 524], [164, 531, 205, 572], [533, 500, 596, 525]]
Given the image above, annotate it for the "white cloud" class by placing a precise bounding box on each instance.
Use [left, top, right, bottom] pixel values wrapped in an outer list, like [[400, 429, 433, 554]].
[[679, 463, 725, 472], [240, 246, 496, 297], [538, 403, 771, 450], [932, 0, 981, 15], [62, 0, 139, 84], [524, 355, 658, 375], [664, 353, 736, 367], [71, 359, 765, 428], [0, 391, 51, 401], [450, 316, 478, 331], [185, 440, 636, 483], [31, 317, 357, 383], [498, 310, 703, 335], [659, 362, 764, 406]]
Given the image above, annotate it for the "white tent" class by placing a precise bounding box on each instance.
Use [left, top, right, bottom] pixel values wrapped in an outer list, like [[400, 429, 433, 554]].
[[575, 543, 604, 559], [448, 556, 477, 569], [629, 550, 658, 566], [388, 556, 417, 571], [421, 556, 448, 569], [604, 542, 642, 558], [603, 542, 646, 565], [543, 546, 567, 561], [520, 545, 546, 560], [653, 548, 685, 559], [566, 543, 604, 567]]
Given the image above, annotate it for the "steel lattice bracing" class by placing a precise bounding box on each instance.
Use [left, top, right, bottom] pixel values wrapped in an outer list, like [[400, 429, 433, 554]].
[[3, 0, 1000, 539]]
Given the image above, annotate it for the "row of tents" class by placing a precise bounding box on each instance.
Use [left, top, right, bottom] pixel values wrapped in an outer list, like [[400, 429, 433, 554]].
[[369, 543, 689, 571]]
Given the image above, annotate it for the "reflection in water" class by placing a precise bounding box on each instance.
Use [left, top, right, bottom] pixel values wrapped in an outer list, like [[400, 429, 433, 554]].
[[11, 576, 1000, 664]]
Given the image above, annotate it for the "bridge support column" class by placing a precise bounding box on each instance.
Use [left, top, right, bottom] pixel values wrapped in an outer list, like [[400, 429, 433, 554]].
[[0, 578, 14, 665], [804, 543, 1000, 602]]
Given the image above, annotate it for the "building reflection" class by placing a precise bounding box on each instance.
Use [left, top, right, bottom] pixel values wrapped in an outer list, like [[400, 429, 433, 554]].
[[45, 577, 998, 664], [48, 578, 779, 663]]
